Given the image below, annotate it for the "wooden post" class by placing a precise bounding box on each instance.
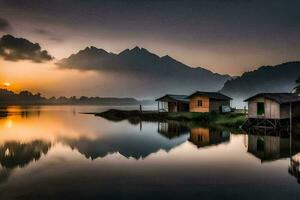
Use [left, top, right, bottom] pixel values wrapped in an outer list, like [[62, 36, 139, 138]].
[[290, 102, 292, 134], [140, 120, 142, 131], [158, 101, 160, 113], [139, 104, 142, 112]]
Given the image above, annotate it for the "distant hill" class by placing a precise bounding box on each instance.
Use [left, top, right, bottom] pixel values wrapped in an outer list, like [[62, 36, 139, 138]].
[[57, 46, 231, 98], [0, 89, 144, 105], [220, 61, 300, 107]]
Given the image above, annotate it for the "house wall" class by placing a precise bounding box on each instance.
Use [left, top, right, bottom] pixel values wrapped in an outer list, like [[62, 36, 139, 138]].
[[292, 102, 300, 117], [189, 96, 209, 112], [265, 98, 280, 119], [178, 102, 189, 112], [209, 100, 230, 112], [168, 102, 177, 112], [280, 104, 290, 119], [248, 97, 280, 119]]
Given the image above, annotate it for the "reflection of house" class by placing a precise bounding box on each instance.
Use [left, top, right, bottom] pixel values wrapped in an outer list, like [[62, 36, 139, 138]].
[[158, 122, 189, 139], [155, 95, 189, 112], [289, 153, 300, 183], [189, 127, 230, 148], [155, 91, 232, 113], [247, 135, 290, 162], [245, 93, 300, 120]]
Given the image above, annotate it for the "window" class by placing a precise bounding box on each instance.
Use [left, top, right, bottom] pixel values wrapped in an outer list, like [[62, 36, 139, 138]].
[[257, 102, 265, 115], [197, 100, 203, 107]]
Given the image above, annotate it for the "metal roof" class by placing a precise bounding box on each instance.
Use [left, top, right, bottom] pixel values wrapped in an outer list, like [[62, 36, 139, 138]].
[[187, 91, 232, 100], [155, 94, 189, 103], [244, 93, 300, 104]]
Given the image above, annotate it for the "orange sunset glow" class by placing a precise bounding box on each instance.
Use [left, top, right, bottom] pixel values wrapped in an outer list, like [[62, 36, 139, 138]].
[[0, 2, 300, 199]]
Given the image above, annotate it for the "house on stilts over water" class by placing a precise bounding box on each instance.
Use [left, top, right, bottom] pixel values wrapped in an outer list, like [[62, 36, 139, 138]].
[[243, 93, 300, 129]]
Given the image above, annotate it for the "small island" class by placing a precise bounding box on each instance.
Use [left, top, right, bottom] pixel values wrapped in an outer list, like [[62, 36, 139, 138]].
[[90, 109, 246, 128]]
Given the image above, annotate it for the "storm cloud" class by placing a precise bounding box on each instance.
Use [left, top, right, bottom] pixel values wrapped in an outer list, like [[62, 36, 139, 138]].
[[0, 34, 53, 62], [0, 18, 11, 31]]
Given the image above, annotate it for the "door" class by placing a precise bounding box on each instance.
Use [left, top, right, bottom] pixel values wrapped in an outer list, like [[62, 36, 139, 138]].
[[257, 102, 265, 116]]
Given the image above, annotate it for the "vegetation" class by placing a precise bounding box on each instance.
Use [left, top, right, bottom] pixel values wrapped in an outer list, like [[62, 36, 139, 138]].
[[93, 109, 246, 128], [294, 77, 300, 95]]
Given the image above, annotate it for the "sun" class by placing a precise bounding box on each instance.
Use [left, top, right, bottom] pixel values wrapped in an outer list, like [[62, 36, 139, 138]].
[[3, 82, 11, 87]]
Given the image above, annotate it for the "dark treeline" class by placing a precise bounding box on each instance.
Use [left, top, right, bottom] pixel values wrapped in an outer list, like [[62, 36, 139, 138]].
[[0, 89, 150, 105]]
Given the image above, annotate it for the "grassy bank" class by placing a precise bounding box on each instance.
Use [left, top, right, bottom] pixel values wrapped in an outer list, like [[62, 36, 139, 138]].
[[92, 109, 246, 128]]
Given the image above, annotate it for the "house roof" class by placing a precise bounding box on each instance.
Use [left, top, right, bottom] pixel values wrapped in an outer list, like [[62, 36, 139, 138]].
[[187, 91, 232, 100], [244, 93, 300, 104], [155, 94, 189, 103]]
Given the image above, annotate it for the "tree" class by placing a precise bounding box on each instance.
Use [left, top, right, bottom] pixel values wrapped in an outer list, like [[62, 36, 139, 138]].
[[294, 77, 300, 95]]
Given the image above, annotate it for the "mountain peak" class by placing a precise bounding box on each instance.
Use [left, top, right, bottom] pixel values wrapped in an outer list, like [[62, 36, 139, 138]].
[[132, 46, 141, 51], [82, 46, 108, 54], [119, 46, 157, 59], [161, 55, 174, 61], [130, 46, 150, 54]]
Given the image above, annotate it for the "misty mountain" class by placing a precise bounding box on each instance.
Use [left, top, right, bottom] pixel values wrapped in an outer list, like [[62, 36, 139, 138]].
[[57, 46, 231, 98], [220, 61, 300, 106], [0, 89, 143, 105]]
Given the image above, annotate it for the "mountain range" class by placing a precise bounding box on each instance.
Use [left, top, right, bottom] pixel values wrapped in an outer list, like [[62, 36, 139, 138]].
[[57, 46, 231, 98], [0, 89, 144, 105], [220, 61, 300, 107]]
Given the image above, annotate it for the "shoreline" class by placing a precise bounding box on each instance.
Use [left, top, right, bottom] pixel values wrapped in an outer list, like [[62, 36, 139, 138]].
[[86, 109, 247, 129]]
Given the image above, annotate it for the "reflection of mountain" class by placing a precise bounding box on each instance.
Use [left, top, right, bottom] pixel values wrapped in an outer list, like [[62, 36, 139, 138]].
[[188, 127, 230, 148], [158, 121, 189, 139], [63, 129, 188, 160], [57, 46, 231, 97], [0, 140, 51, 169]]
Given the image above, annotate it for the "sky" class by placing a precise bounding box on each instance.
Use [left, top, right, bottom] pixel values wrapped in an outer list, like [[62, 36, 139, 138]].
[[0, 0, 299, 97]]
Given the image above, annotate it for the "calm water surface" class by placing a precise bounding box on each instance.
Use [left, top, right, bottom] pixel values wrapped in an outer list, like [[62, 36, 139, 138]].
[[0, 106, 299, 200]]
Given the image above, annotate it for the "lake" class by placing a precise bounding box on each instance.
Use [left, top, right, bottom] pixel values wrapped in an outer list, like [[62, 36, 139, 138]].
[[0, 105, 299, 200]]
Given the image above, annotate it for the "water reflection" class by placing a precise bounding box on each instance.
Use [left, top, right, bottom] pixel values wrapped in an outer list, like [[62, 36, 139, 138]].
[[289, 153, 300, 184], [189, 127, 230, 148], [62, 132, 187, 160], [245, 127, 300, 185], [247, 135, 291, 162], [0, 140, 51, 184], [0, 106, 41, 117], [0, 106, 300, 199], [158, 121, 189, 139], [0, 140, 51, 169]]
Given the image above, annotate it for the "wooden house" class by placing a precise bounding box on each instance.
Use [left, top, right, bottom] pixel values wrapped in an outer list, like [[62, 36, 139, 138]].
[[156, 91, 232, 113], [245, 93, 300, 119], [187, 91, 232, 113], [155, 94, 189, 112]]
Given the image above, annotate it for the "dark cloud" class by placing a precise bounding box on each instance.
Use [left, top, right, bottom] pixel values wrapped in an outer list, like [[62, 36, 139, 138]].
[[0, 17, 11, 31], [34, 28, 64, 42], [0, 34, 53, 62]]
